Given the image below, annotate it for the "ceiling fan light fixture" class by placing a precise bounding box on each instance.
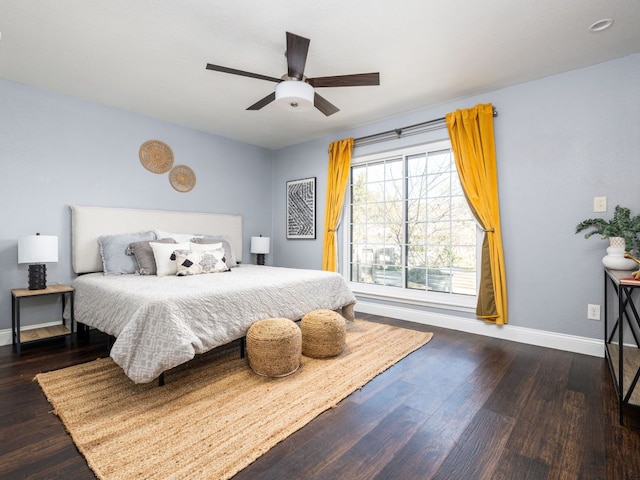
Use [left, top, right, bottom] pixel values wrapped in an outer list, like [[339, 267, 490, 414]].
[[275, 80, 314, 111]]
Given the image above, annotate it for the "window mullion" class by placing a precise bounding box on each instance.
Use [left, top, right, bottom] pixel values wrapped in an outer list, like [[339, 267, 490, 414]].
[[402, 154, 408, 289]]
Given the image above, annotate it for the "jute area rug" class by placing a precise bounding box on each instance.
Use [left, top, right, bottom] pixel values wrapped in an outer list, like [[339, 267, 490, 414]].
[[36, 320, 432, 480]]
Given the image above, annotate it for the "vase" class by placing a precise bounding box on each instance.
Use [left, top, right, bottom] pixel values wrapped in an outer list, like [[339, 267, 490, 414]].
[[602, 237, 637, 270]]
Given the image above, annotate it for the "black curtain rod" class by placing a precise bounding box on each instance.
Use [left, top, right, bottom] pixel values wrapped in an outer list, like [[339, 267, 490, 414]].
[[353, 107, 498, 148]]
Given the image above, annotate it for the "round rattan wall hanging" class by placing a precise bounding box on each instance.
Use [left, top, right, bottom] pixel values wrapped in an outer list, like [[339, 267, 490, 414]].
[[169, 165, 196, 192], [139, 140, 174, 174]]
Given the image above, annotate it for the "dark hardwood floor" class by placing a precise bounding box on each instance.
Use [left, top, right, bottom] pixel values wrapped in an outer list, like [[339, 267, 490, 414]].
[[1, 313, 639, 479]]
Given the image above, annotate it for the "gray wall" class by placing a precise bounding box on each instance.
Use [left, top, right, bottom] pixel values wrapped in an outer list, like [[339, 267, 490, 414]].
[[3, 53, 638, 342], [271, 53, 640, 340], [0, 79, 273, 330]]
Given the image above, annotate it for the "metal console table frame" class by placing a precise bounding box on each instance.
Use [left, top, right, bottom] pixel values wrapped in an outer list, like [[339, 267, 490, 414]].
[[604, 268, 640, 424]]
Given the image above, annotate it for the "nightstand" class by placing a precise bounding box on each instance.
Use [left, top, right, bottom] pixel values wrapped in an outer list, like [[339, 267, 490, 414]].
[[11, 285, 75, 355]]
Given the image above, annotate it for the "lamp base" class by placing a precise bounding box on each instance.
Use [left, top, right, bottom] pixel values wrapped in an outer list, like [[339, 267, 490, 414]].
[[256, 254, 266, 266], [28, 264, 47, 290]]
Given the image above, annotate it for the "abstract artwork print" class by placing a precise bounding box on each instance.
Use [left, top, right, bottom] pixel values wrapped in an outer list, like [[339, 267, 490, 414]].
[[286, 177, 316, 239]]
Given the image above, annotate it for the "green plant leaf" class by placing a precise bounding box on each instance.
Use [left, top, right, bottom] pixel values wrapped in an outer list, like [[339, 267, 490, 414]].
[[575, 205, 640, 252]]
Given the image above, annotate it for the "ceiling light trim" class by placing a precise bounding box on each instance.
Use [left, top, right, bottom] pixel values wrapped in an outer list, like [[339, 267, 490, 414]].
[[589, 18, 614, 33]]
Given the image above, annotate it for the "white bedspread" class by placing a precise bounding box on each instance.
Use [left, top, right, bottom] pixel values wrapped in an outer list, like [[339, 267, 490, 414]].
[[72, 265, 356, 383]]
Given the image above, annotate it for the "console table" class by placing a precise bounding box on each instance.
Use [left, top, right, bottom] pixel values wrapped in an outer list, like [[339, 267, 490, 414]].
[[604, 268, 640, 424]]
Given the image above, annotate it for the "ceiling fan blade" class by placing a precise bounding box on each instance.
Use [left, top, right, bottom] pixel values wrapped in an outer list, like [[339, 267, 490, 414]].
[[308, 72, 380, 88], [286, 32, 310, 80], [247, 92, 276, 111], [206, 64, 282, 83], [314, 93, 339, 116]]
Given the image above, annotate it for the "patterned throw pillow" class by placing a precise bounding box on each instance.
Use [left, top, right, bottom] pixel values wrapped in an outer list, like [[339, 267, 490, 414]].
[[190, 236, 238, 268], [173, 248, 229, 276]]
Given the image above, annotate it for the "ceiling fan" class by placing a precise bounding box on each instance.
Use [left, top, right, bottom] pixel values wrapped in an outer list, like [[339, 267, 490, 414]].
[[205, 32, 380, 116]]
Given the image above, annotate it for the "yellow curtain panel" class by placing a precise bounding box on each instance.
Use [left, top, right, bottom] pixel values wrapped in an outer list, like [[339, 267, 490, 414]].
[[446, 104, 508, 324], [322, 138, 354, 272]]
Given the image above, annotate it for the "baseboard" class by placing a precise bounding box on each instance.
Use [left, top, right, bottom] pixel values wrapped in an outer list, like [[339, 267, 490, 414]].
[[355, 300, 605, 358], [1, 306, 604, 358]]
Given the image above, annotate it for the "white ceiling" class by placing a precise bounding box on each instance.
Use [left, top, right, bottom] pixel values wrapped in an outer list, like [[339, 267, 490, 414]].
[[1, 1, 639, 150]]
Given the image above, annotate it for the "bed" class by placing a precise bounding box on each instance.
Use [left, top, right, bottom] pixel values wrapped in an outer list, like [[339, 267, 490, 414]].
[[69, 205, 356, 384]]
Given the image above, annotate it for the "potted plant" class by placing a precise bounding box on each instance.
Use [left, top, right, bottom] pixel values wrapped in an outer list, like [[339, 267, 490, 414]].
[[576, 205, 640, 269], [575, 205, 640, 252]]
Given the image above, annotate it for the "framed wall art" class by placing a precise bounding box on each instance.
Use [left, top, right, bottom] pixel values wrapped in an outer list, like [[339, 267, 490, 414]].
[[286, 177, 316, 239]]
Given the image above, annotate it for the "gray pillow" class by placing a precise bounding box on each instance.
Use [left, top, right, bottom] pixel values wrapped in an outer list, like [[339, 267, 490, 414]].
[[191, 236, 238, 268], [98, 231, 156, 275], [129, 237, 177, 275]]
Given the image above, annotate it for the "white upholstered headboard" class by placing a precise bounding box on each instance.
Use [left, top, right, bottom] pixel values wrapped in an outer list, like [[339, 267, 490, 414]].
[[70, 205, 243, 274]]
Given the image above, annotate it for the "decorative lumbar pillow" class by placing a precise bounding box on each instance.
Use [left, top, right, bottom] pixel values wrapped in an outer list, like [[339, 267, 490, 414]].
[[149, 242, 191, 276], [154, 229, 203, 243], [98, 231, 156, 275], [174, 248, 230, 276], [128, 237, 176, 275], [191, 235, 238, 268]]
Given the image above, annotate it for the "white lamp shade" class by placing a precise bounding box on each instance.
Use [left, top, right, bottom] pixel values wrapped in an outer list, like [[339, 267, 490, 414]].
[[18, 235, 58, 264], [250, 236, 270, 254], [275, 80, 314, 112]]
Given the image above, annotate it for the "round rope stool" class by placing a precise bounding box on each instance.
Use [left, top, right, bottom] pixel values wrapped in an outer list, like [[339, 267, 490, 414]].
[[301, 309, 346, 358], [246, 318, 302, 377]]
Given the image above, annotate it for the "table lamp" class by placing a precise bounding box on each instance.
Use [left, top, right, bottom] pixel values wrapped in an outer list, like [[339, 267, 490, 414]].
[[250, 235, 270, 266], [18, 233, 58, 290]]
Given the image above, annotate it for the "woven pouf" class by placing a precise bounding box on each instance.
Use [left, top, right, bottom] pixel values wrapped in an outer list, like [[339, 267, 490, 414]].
[[246, 318, 302, 377], [301, 309, 347, 358]]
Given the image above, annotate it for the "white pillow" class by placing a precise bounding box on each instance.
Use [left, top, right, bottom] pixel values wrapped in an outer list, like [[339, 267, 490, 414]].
[[149, 242, 190, 276], [154, 229, 203, 244], [189, 242, 222, 253]]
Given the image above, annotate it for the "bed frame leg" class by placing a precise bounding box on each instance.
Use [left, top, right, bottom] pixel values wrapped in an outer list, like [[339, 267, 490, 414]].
[[158, 372, 165, 387], [106, 335, 115, 353]]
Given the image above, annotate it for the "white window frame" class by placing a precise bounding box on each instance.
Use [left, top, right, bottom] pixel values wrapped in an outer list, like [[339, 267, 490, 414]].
[[341, 140, 481, 313]]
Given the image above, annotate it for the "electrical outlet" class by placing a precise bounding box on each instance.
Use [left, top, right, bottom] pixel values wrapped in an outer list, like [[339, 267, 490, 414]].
[[588, 304, 601, 321]]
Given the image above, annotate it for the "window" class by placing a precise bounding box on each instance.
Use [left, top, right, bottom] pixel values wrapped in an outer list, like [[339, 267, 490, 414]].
[[345, 140, 479, 308]]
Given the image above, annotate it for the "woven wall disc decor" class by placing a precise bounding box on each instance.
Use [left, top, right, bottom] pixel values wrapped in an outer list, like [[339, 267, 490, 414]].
[[169, 165, 196, 192], [139, 140, 174, 174]]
